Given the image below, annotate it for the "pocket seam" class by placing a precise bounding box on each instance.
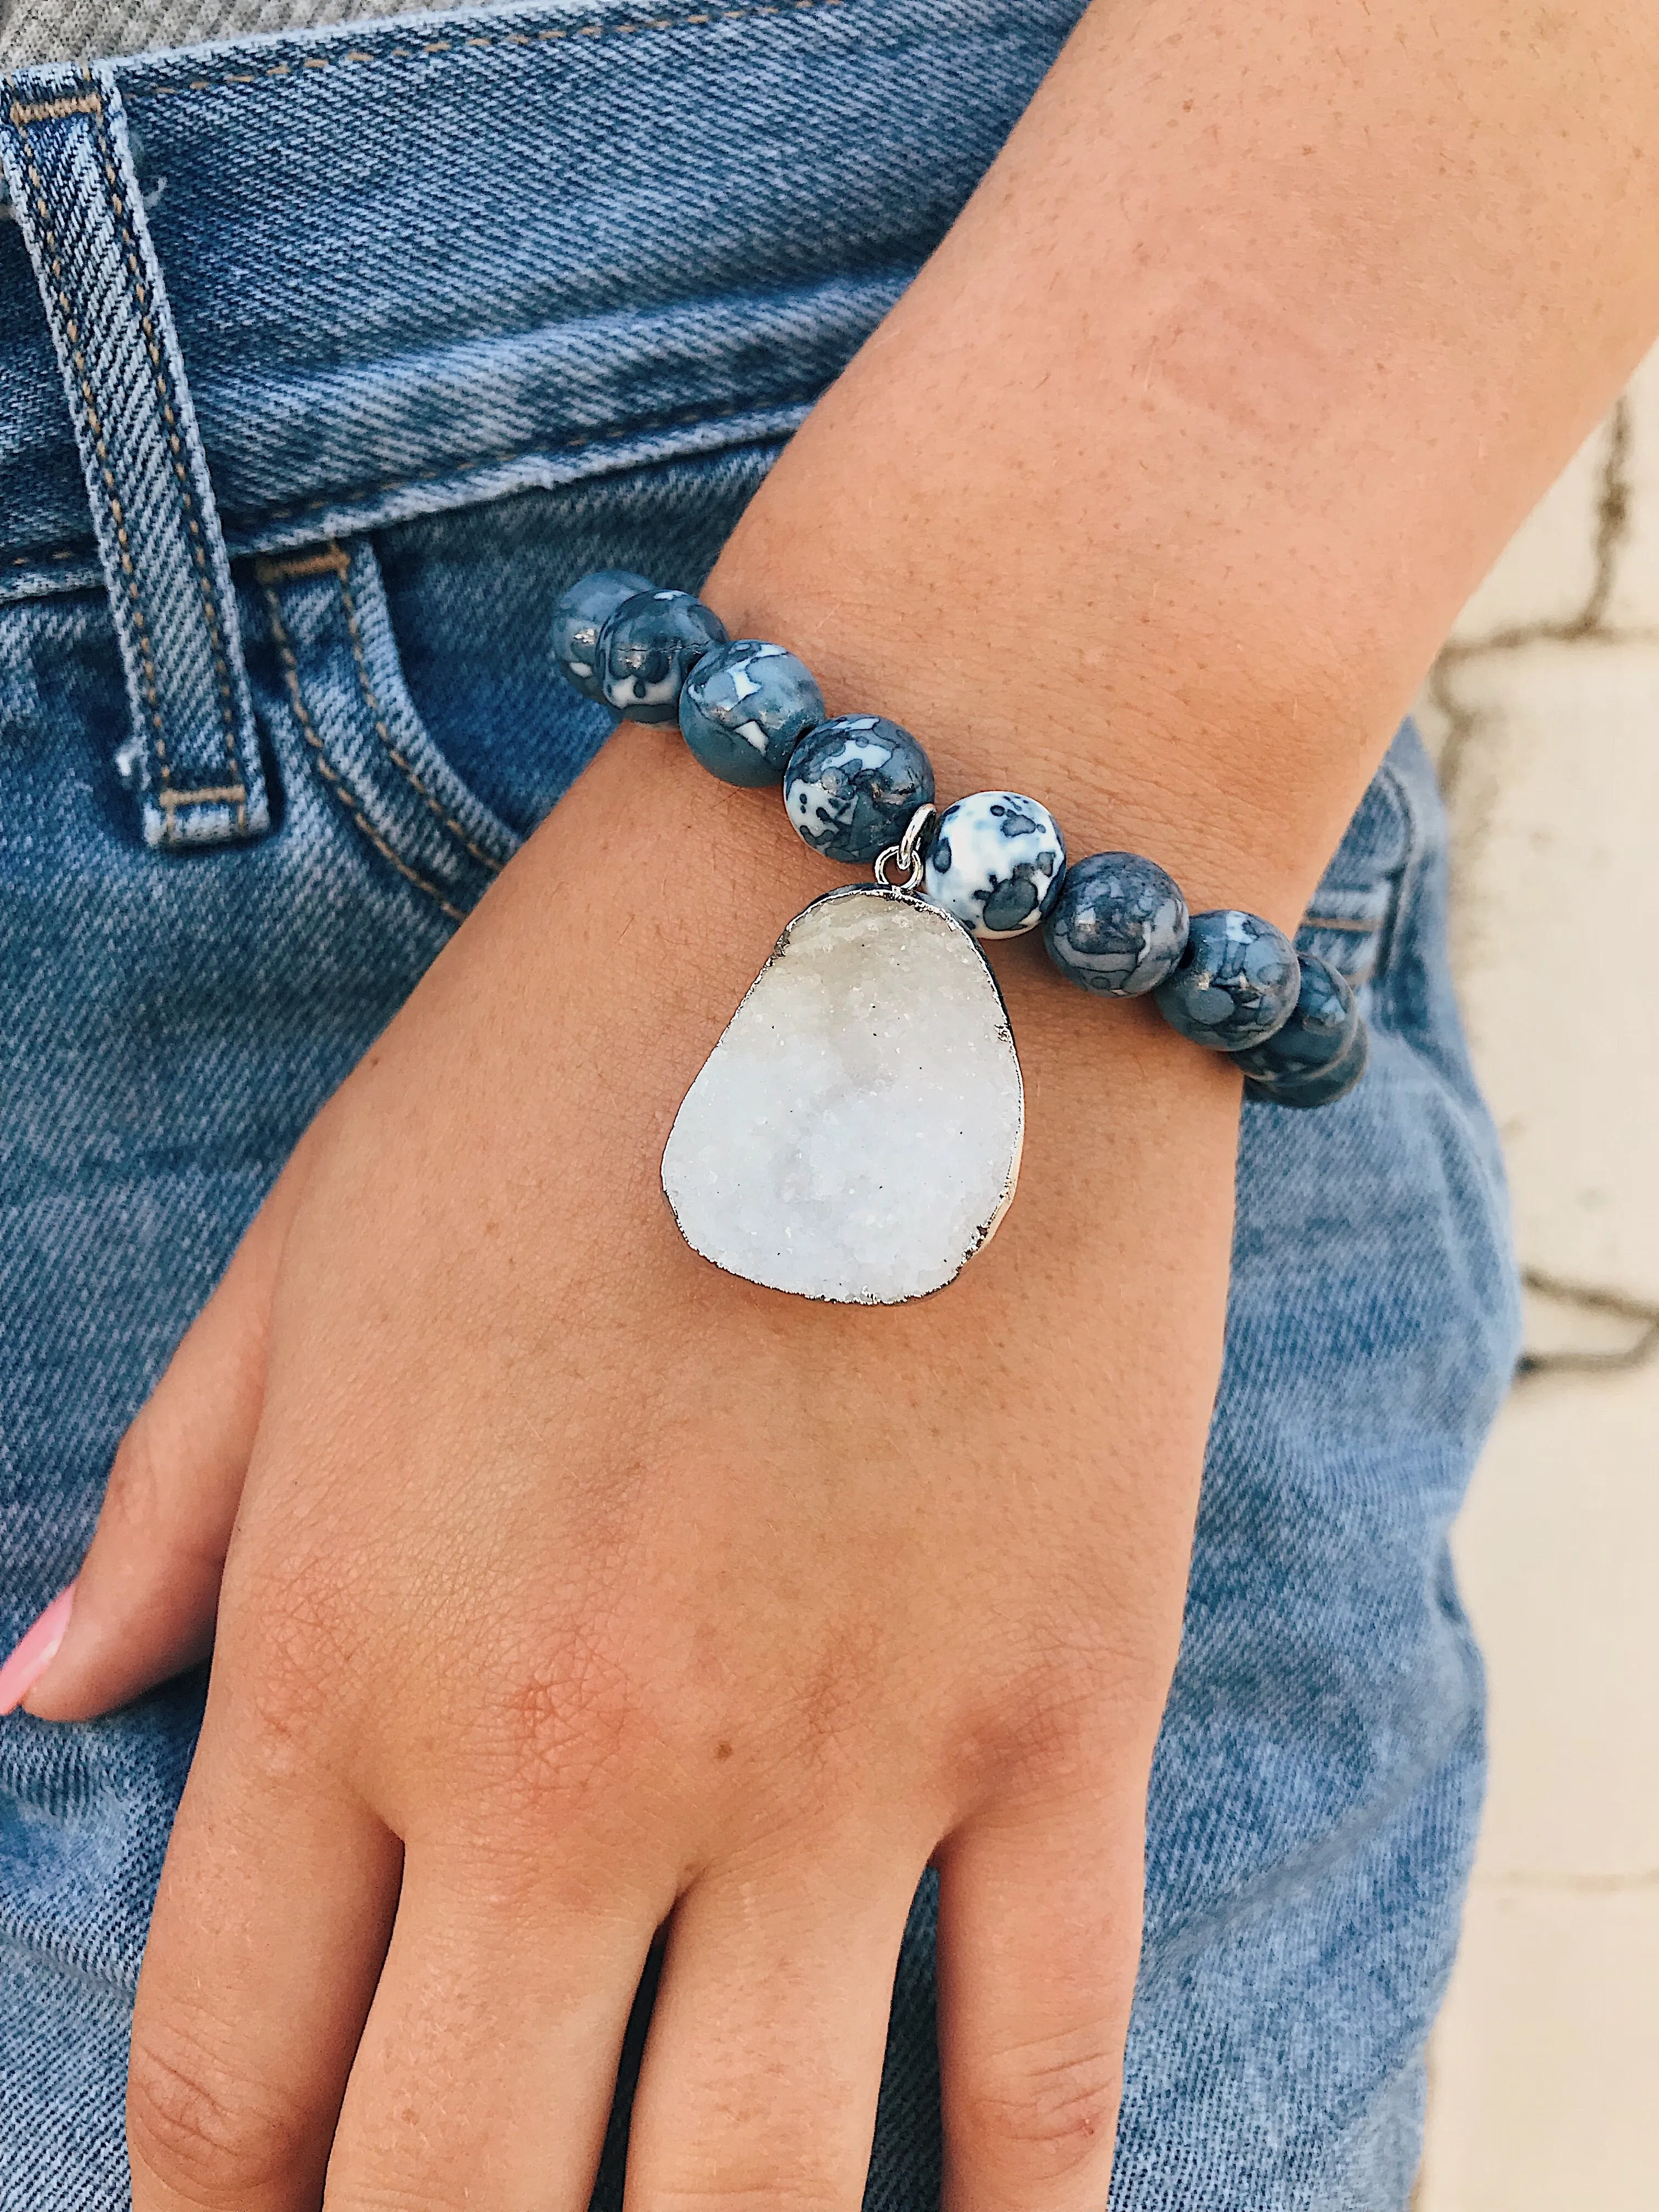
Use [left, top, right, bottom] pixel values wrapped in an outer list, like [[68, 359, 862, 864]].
[[261, 573, 470, 924], [330, 551, 504, 878]]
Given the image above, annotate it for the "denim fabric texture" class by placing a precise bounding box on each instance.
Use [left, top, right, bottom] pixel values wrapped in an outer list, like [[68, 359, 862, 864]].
[[0, 63, 267, 844], [0, 3, 1520, 2207]]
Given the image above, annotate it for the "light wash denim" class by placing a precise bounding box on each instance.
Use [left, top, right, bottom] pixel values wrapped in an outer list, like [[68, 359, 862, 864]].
[[0, 3, 1520, 2205]]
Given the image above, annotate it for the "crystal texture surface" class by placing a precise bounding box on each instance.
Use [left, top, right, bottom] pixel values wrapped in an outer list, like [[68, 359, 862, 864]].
[[662, 888, 1023, 1304]]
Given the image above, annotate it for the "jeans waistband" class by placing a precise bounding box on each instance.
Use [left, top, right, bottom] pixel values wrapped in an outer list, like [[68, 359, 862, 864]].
[[2, 0, 1083, 600]]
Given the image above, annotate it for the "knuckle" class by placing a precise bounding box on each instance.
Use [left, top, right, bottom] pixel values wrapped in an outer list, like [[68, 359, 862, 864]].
[[126, 2013, 307, 2202], [475, 1623, 665, 1819], [217, 1553, 365, 1768], [963, 1633, 1165, 1796], [957, 2028, 1120, 2179]]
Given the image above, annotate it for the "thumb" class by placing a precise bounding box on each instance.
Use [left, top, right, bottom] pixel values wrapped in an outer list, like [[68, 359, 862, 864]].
[[12, 1144, 312, 1723]]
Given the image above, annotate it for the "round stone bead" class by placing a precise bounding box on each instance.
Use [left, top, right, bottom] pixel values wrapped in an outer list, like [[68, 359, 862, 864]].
[[679, 640, 826, 788], [599, 589, 728, 723], [1042, 850, 1189, 995], [551, 568, 655, 701], [1153, 909, 1300, 1050], [1233, 950, 1369, 1108], [783, 715, 935, 867], [921, 791, 1066, 939]]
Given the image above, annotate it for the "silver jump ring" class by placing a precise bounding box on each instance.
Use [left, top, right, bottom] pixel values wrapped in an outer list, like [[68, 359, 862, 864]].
[[872, 803, 939, 892]]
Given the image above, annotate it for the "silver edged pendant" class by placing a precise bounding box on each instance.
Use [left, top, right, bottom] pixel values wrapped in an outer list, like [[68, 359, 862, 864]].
[[662, 813, 1024, 1305]]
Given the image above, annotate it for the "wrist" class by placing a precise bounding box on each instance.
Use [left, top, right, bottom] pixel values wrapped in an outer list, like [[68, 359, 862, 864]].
[[697, 549, 1345, 939], [515, 714, 1243, 1126]]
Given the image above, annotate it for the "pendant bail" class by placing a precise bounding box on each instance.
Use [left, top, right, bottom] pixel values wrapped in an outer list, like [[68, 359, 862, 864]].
[[872, 803, 939, 892]]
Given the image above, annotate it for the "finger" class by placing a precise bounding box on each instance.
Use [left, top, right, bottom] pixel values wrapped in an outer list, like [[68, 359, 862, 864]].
[[935, 1791, 1144, 2212], [25, 1143, 312, 1721], [323, 1846, 663, 2210], [127, 1714, 401, 2212], [624, 1842, 922, 2212]]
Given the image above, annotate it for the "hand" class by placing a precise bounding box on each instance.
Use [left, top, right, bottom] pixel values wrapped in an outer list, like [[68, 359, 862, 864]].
[[36, 0, 1649, 2185], [32, 720, 1243, 2211]]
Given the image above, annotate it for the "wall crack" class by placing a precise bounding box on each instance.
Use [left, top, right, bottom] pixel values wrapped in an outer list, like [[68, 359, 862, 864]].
[[1516, 1267, 1659, 1381]]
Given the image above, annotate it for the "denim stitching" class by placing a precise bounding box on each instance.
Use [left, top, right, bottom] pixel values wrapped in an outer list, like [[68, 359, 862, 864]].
[[255, 399, 810, 526], [5, 96, 170, 786], [125, 0, 847, 101], [336, 566, 504, 876], [261, 577, 467, 925], [263, 541, 503, 875], [4, 77, 256, 832], [6, 399, 809, 577], [78, 71, 246, 822]]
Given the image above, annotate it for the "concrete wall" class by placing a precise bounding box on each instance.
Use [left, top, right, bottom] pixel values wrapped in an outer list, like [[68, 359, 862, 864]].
[[1412, 347, 1659, 2210]]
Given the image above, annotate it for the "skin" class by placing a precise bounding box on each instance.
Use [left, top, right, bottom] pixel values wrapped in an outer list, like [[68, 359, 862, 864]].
[[17, 0, 1659, 2205]]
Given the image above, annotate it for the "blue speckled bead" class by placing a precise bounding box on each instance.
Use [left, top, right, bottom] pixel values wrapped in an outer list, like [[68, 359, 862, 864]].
[[551, 568, 656, 701], [599, 589, 728, 723], [921, 791, 1066, 938], [1233, 950, 1369, 1107], [783, 715, 935, 867], [679, 640, 826, 788], [1154, 909, 1300, 1050], [1042, 850, 1189, 995]]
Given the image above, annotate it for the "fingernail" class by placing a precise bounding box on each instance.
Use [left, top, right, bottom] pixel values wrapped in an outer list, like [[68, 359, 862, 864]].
[[0, 1585, 76, 1716]]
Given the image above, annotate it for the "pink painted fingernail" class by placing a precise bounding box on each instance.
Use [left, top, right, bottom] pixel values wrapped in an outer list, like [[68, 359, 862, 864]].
[[0, 1585, 76, 1716]]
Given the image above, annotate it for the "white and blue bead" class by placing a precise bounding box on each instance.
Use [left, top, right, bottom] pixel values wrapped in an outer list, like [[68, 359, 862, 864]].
[[1154, 909, 1300, 1051], [921, 791, 1065, 939], [599, 589, 727, 724], [1232, 950, 1367, 1107], [783, 715, 935, 867], [679, 640, 825, 788], [1042, 850, 1188, 995], [551, 568, 654, 702], [548, 568, 1368, 1109]]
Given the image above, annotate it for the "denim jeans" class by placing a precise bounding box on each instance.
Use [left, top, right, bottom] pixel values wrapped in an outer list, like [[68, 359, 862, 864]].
[[0, 4, 1520, 2205]]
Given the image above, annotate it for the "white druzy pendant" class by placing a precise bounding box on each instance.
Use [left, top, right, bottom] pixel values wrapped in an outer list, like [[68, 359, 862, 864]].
[[662, 887, 1024, 1303]]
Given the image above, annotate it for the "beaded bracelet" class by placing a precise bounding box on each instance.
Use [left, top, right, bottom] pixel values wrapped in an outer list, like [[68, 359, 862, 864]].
[[554, 571, 1367, 1306]]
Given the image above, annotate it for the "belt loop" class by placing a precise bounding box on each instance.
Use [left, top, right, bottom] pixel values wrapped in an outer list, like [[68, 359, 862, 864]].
[[0, 63, 268, 848]]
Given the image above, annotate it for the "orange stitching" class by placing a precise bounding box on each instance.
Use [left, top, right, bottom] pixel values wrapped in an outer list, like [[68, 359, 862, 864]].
[[254, 540, 501, 872], [255, 545, 349, 581], [81, 74, 246, 819], [262, 579, 467, 925], [8, 93, 101, 123], [123, 0, 847, 102], [157, 782, 247, 807]]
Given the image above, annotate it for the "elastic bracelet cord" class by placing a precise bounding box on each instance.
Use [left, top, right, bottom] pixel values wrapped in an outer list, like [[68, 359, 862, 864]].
[[552, 572, 1367, 1111]]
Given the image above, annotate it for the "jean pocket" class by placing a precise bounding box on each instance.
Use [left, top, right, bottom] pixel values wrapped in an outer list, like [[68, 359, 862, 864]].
[[1296, 736, 1424, 995], [250, 538, 522, 927]]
